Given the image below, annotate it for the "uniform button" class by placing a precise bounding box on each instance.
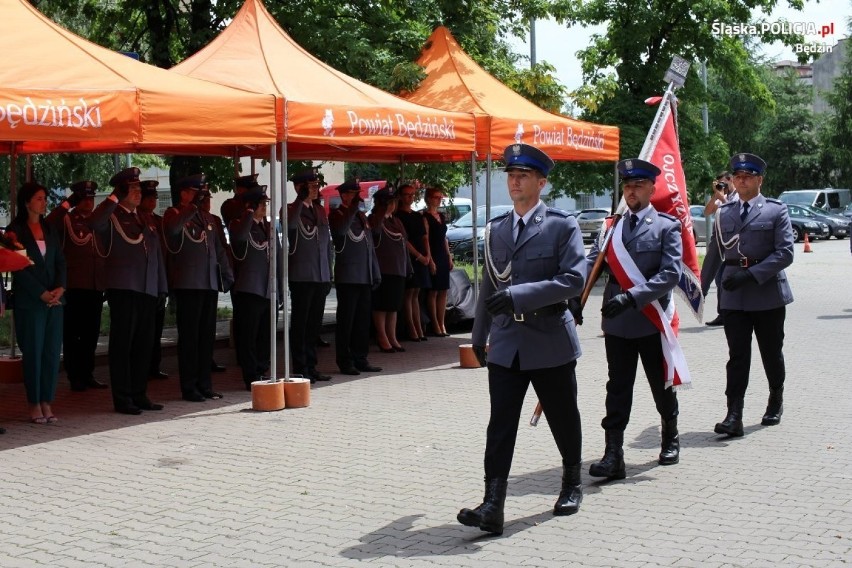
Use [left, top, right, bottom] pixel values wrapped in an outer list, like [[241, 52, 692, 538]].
[[513, 273, 519, 278]]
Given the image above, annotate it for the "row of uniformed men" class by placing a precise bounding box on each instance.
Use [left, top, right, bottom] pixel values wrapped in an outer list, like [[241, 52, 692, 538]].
[[50, 168, 274, 415]]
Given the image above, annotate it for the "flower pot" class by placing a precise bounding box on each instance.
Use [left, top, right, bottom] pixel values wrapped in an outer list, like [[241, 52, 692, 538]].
[[251, 379, 286, 411], [459, 343, 487, 369], [0, 355, 24, 384], [282, 377, 311, 408]]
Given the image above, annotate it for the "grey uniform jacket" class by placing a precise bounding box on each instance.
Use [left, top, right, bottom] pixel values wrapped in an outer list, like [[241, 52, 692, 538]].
[[229, 210, 283, 300], [90, 199, 167, 298], [45, 206, 106, 291], [701, 195, 794, 311], [287, 200, 333, 283], [471, 203, 585, 370], [587, 209, 683, 339], [329, 204, 381, 286], [162, 205, 234, 292], [368, 213, 412, 278]]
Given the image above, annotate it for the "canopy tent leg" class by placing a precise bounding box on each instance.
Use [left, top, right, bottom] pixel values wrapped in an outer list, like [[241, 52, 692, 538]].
[[267, 143, 278, 381], [470, 152, 479, 302], [279, 140, 290, 380]]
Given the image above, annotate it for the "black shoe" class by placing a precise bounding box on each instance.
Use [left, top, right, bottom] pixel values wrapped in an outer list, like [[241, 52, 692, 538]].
[[658, 418, 680, 465], [457, 478, 508, 535], [705, 315, 725, 327], [354, 362, 382, 372], [393, 346, 406, 353], [338, 366, 361, 376], [134, 399, 164, 411], [714, 397, 745, 437], [200, 390, 224, 400], [115, 405, 143, 415], [588, 430, 626, 479], [308, 369, 331, 382], [316, 337, 331, 347], [85, 378, 108, 389], [182, 391, 206, 402], [149, 371, 169, 380], [378, 346, 396, 354], [761, 387, 783, 426], [210, 362, 226, 373], [553, 462, 583, 516], [0, 426, 5, 434], [244, 381, 254, 391]]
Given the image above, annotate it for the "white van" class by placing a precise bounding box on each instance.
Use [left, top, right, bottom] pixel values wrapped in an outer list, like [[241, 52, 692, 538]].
[[778, 189, 851, 214], [413, 196, 472, 224]]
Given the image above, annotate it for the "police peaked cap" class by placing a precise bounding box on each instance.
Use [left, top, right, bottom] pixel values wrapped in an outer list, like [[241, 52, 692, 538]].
[[290, 169, 319, 184], [109, 167, 141, 187], [70, 180, 98, 197], [178, 173, 207, 190], [234, 174, 259, 189], [617, 158, 661, 182], [729, 153, 766, 176], [240, 185, 270, 205], [372, 186, 397, 203], [140, 180, 160, 198], [503, 143, 555, 176]]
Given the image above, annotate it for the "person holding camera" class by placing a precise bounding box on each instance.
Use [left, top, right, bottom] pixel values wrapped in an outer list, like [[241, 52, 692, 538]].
[[286, 169, 333, 383], [329, 179, 382, 376], [90, 167, 167, 415], [701, 172, 736, 326], [162, 174, 234, 402]]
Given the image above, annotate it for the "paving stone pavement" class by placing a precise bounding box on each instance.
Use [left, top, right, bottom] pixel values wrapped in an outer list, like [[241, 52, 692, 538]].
[[0, 239, 850, 567]]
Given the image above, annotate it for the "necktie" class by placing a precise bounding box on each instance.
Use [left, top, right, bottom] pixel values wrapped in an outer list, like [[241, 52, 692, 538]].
[[629, 214, 638, 231], [515, 218, 525, 244], [741, 202, 750, 222]]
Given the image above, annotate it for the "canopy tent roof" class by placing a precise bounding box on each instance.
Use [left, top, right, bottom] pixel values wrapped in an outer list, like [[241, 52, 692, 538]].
[[0, 0, 278, 155], [171, 0, 476, 163], [403, 26, 620, 161]]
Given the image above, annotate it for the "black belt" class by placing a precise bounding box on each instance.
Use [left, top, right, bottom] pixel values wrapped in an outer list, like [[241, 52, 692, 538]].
[[724, 258, 763, 267], [514, 301, 568, 322]]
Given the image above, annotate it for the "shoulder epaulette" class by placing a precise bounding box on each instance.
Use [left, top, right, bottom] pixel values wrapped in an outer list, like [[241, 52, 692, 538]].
[[765, 197, 782, 204], [657, 212, 679, 222], [718, 200, 737, 208], [546, 207, 570, 217], [490, 210, 511, 222]]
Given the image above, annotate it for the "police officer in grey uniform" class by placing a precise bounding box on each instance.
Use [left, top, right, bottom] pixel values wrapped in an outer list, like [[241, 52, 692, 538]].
[[229, 183, 282, 390], [585, 159, 683, 481], [221, 174, 259, 227], [163, 174, 234, 402], [90, 167, 168, 415], [46, 180, 108, 392], [287, 169, 334, 382], [702, 153, 794, 436], [458, 143, 586, 536], [137, 180, 169, 380], [329, 179, 382, 376]]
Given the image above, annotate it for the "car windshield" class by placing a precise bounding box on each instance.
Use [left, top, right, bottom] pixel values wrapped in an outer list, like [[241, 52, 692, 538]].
[[789, 205, 814, 218], [452, 205, 513, 227], [577, 210, 608, 220]]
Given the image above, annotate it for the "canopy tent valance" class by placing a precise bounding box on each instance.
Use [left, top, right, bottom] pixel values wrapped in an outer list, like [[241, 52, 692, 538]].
[[403, 26, 620, 161], [0, 0, 278, 155], [170, 0, 476, 163]]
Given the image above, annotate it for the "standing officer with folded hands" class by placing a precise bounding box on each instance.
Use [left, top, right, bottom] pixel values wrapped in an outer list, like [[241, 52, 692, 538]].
[[458, 143, 586, 536]]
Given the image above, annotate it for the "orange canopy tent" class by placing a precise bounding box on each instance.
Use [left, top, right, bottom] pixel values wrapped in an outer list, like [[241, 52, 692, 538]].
[[0, 0, 278, 155], [403, 26, 619, 161], [171, 0, 476, 163]]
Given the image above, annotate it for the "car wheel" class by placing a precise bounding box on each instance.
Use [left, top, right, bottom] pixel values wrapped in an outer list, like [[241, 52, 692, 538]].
[[791, 225, 801, 242], [836, 235, 847, 240]]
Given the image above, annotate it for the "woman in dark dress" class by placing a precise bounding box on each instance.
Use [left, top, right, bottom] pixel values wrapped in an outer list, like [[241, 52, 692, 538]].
[[396, 184, 430, 341], [423, 187, 453, 336]]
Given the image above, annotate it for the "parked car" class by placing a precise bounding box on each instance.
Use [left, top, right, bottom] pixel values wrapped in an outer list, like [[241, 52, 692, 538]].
[[689, 205, 712, 244], [843, 203, 852, 220], [785, 205, 829, 242], [446, 205, 513, 261], [778, 188, 851, 214], [786, 204, 849, 239], [576, 208, 611, 243], [413, 196, 472, 224]]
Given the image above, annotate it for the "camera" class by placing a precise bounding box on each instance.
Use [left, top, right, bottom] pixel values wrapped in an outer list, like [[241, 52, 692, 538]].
[[714, 181, 729, 192]]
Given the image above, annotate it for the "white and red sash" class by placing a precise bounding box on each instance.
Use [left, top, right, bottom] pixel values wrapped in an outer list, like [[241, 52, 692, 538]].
[[605, 218, 691, 390]]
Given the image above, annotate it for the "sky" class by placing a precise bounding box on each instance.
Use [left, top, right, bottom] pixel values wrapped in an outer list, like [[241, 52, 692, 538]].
[[507, 0, 851, 95]]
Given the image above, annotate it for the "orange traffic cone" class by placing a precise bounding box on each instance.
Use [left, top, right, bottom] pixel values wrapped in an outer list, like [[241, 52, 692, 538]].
[[803, 231, 812, 253]]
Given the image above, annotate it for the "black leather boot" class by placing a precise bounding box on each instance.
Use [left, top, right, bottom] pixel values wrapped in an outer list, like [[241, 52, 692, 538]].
[[714, 397, 744, 436], [553, 461, 583, 516], [588, 430, 626, 479], [658, 417, 680, 465], [761, 387, 783, 426], [457, 477, 508, 535]]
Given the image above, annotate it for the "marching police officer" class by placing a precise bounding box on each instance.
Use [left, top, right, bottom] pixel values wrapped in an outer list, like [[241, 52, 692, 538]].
[[329, 179, 382, 376], [46, 180, 108, 392], [703, 153, 794, 436], [458, 143, 586, 535], [90, 167, 167, 415], [229, 183, 281, 390], [136, 180, 169, 381], [287, 169, 334, 382], [585, 159, 684, 480], [163, 174, 234, 402]]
